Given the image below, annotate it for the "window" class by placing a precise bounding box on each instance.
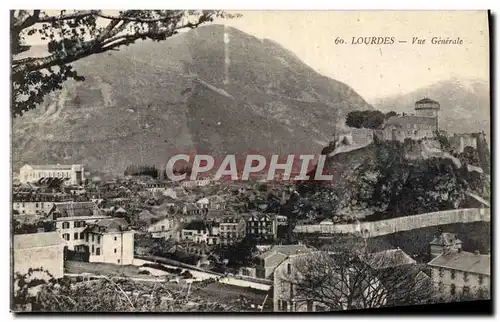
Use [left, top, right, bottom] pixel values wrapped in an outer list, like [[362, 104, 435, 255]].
[[463, 286, 470, 296], [91, 245, 94, 254], [35, 203, 39, 208], [80, 232, 84, 239], [85, 234, 89, 242], [62, 233, 70, 241], [117, 259, 121, 264], [97, 236, 101, 244], [74, 233, 78, 240], [114, 248, 117, 254], [438, 282, 444, 293], [450, 284, 456, 297], [161, 225, 165, 231], [96, 248, 100, 256], [278, 300, 287, 312], [114, 236, 118, 241], [463, 272, 469, 282], [286, 263, 292, 275], [450, 270, 456, 280], [92, 235, 95, 242], [62, 222, 70, 229], [439, 268, 444, 278], [479, 275, 484, 285]]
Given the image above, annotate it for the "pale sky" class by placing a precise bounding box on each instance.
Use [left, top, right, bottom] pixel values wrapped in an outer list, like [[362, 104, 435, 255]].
[[21, 10, 489, 103], [222, 11, 489, 102]]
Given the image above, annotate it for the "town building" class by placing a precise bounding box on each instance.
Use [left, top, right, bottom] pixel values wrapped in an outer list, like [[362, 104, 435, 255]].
[[47, 201, 108, 251], [181, 179, 212, 189], [13, 200, 55, 216], [254, 244, 310, 280], [13, 232, 66, 279], [19, 164, 85, 186], [181, 220, 219, 244], [246, 213, 275, 242], [218, 216, 246, 245], [379, 98, 440, 142], [195, 195, 227, 211], [82, 218, 135, 265], [146, 217, 176, 239], [429, 232, 462, 259], [428, 249, 490, 301]]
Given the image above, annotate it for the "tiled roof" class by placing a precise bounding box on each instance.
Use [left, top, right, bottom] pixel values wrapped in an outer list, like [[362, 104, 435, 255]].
[[430, 233, 462, 246], [84, 218, 130, 234], [260, 244, 310, 259], [14, 232, 65, 249], [428, 250, 490, 275], [384, 115, 436, 128], [362, 248, 416, 269], [415, 97, 439, 105], [51, 202, 101, 218]]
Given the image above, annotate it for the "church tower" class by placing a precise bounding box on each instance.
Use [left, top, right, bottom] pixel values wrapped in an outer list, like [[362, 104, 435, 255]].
[[415, 97, 440, 130]]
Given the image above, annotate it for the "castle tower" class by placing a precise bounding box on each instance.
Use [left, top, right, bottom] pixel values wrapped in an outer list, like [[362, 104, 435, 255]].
[[415, 98, 440, 130]]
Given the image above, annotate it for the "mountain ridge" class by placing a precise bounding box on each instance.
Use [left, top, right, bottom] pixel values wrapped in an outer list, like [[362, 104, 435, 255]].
[[13, 24, 373, 175]]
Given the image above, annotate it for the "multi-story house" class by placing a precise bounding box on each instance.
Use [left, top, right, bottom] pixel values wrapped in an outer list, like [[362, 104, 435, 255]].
[[145, 217, 176, 239], [82, 217, 134, 265], [253, 244, 310, 280], [46, 201, 134, 265], [429, 232, 462, 259], [13, 201, 56, 216], [246, 213, 275, 242], [19, 164, 85, 186], [195, 195, 227, 211], [47, 201, 108, 250], [218, 216, 246, 245], [428, 249, 490, 301], [181, 220, 219, 244]]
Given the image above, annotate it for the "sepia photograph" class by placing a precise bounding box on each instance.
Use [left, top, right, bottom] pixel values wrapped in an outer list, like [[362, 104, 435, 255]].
[[9, 9, 492, 313]]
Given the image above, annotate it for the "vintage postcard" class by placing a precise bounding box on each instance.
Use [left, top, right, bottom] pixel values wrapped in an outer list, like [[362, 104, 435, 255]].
[[10, 10, 491, 313]]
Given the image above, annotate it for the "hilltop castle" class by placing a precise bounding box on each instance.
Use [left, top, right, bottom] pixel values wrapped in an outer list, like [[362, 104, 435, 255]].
[[380, 98, 440, 142]]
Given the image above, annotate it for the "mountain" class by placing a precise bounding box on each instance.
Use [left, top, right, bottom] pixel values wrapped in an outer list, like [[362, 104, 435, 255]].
[[374, 77, 490, 137], [12, 24, 372, 175]]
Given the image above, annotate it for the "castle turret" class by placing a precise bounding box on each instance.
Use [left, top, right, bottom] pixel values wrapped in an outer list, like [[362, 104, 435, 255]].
[[415, 97, 440, 130]]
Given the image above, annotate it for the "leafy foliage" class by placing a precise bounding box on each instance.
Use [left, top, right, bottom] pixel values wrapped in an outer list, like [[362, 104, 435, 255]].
[[11, 10, 236, 117], [345, 110, 387, 130]]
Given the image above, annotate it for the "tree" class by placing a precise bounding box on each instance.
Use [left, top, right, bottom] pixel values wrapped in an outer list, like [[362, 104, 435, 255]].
[[11, 10, 238, 117], [345, 110, 385, 130], [279, 242, 432, 311], [275, 236, 432, 311]]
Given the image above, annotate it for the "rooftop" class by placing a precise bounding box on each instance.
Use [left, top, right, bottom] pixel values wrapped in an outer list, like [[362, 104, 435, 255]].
[[50, 201, 101, 218], [430, 232, 462, 246], [84, 218, 131, 234], [14, 232, 65, 250], [25, 164, 82, 170], [428, 250, 490, 275], [415, 97, 440, 108], [362, 248, 416, 269], [384, 115, 436, 128]]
